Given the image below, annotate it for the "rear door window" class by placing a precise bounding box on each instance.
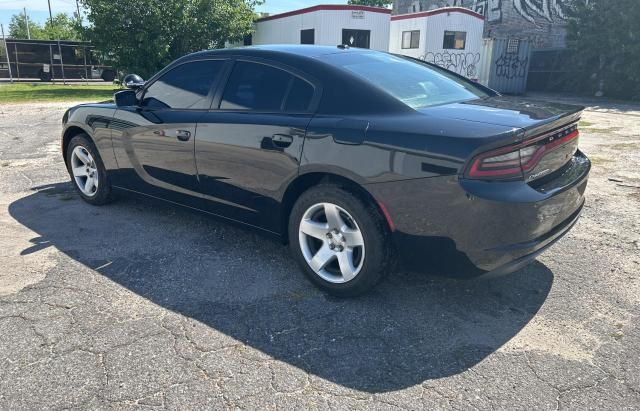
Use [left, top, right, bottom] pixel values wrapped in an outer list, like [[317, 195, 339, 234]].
[[284, 77, 314, 112], [220, 61, 291, 111]]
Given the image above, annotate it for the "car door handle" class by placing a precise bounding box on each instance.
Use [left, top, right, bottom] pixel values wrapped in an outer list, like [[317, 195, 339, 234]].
[[270, 134, 293, 148], [176, 130, 191, 142]]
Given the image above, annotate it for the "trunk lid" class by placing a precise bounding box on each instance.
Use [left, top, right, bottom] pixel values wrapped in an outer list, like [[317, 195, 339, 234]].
[[419, 96, 584, 182]]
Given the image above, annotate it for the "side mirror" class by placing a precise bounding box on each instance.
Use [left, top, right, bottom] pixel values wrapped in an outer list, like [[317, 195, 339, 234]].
[[123, 73, 145, 90], [114, 89, 138, 107]]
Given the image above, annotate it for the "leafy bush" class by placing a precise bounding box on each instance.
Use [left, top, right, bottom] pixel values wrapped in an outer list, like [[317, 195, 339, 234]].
[[79, 0, 261, 78], [566, 0, 640, 100]]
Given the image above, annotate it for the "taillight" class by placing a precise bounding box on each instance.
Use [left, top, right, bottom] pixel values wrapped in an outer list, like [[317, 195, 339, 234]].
[[466, 124, 579, 180]]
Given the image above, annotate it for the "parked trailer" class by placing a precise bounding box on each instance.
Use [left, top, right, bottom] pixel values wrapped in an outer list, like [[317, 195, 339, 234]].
[[0, 39, 116, 82], [389, 7, 485, 81], [251, 5, 391, 51]]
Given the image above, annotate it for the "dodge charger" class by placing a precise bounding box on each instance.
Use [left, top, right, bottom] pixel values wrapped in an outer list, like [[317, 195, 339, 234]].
[[61, 45, 590, 296]]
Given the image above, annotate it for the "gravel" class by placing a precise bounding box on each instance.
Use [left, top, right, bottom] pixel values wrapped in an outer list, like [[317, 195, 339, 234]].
[[0, 99, 638, 409]]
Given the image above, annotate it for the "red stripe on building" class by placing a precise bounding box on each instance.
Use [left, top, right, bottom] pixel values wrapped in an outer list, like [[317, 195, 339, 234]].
[[256, 5, 392, 23], [390, 7, 485, 21]]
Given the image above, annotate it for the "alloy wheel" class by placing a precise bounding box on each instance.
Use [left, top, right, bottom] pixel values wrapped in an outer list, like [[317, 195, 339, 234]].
[[298, 202, 365, 283], [70, 145, 99, 197]]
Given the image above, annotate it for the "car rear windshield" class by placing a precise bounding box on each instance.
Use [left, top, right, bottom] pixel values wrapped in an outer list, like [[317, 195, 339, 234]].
[[324, 52, 490, 109]]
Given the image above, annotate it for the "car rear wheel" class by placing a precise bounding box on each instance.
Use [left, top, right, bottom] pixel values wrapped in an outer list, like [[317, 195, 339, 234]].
[[101, 70, 116, 82], [38, 70, 52, 82], [289, 185, 393, 297], [66, 134, 113, 205]]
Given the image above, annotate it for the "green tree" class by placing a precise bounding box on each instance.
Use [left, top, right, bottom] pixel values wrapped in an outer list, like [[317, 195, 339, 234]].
[[8, 12, 81, 40], [347, 0, 392, 7], [79, 0, 261, 78], [566, 0, 640, 99], [43, 13, 82, 41], [8, 13, 44, 39]]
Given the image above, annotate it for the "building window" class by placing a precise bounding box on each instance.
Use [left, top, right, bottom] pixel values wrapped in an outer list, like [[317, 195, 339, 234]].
[[342, 29, 371, 49], [507, 38, 520, 54], [443, 31, 467, 50], [300, 29, 315, 45], [402, 31, 420, 49]]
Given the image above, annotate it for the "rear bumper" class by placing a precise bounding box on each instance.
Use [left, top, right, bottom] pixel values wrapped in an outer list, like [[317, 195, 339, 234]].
[[480, 202, 582, 278], [365, 151, 590, 278]]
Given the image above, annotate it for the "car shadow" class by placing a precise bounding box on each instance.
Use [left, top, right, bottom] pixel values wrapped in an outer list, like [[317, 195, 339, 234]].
[[9, 183, 554, 393]]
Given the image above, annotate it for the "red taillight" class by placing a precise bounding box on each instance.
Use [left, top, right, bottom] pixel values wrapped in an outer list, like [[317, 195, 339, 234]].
[[466, 125, 579, 180], [468, 147, 524, 179]]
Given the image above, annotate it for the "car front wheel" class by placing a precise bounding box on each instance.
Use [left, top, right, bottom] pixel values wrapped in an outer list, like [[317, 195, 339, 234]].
[[66, 134, 113, 205], [289, 185, 393, 297]]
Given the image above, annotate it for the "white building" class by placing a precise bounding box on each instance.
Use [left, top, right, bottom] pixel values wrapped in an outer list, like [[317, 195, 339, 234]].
[[251, 5, 391, 51], [389, 7, 485, 80]]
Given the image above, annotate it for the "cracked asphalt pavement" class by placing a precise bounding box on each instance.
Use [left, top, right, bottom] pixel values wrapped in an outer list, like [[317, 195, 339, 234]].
[[0, 98, 639, 409]]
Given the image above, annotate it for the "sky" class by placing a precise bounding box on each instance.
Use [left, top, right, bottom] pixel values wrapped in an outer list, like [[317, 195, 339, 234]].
[[0, 0, 350, 36]]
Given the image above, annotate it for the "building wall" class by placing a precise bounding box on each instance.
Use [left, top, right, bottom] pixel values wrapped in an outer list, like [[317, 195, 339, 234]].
[[253, 9, 390, 51], [393, 0, 569, 49], [390, 12, 485, 79]]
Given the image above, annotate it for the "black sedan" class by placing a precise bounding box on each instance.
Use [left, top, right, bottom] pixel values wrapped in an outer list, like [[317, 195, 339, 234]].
[[61, 45, 590, 296]]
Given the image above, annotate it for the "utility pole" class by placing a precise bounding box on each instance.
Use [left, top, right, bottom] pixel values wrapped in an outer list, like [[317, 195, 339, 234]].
[[47, 0, 54, 26], [76, 0, 82, 25], [1, 24, 13, 82], [24, 8, 31, 39]]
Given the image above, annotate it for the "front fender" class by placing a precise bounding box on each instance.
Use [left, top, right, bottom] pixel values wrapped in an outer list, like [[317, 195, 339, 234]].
[[61, 104, 118, 170]]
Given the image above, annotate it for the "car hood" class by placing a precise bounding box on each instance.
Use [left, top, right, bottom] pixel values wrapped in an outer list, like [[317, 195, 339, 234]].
[[418, 96, 584, 130]]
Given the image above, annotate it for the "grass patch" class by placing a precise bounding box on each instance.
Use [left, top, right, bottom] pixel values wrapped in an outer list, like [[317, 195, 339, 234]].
[[581, 127, 622, 134], [588, 156, 614, 166], [579, 120, 594, 127], [611, 142, 639, 150], [0, 83, 120, 103]]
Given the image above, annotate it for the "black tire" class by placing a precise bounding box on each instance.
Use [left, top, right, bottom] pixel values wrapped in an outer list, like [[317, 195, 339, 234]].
[[288, 184, 394, 297], [101, 70, 116, 82], [39, 70, 52, 82], [66, 134, 114, 205]]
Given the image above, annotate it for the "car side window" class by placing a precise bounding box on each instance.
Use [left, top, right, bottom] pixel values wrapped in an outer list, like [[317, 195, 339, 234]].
[[220, 61, 293, 111], [141, 60, 224, 110], [284, 77, 314, 112]]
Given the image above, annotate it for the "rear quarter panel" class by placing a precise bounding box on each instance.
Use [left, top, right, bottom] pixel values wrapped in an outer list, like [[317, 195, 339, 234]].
[[300, 112, 520, 184]]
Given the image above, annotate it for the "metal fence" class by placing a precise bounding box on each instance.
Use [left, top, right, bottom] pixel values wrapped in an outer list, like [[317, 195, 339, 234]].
[[1, 36, 115, 83]]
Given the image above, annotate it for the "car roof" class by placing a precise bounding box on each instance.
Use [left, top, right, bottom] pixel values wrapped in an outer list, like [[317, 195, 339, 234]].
[[167, 45, 413, 116], [187, 44, 376, 61]]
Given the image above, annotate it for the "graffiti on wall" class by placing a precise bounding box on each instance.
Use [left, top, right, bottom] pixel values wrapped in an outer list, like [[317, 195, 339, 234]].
[[495, 53, 529, 79], [422, 52, 481, 78], [472, 0, 502, 22], [513, 0, 568, 24]]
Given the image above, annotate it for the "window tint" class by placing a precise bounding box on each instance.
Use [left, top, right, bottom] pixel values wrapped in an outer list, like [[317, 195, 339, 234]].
[[284, 77, 314, 112], [220, 61, 292, 111], [402, 30, 420, 49], [323, 52, 489, 109], [142, 60, 223, 109], [443, 31, 466, 50]]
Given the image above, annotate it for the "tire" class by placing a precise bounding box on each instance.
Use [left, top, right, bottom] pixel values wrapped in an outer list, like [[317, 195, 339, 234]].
[[101, 70, 116, 82], [288, 184, 393, 297], [66, 134, 114, 205], [39, 70, 52, 82]]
